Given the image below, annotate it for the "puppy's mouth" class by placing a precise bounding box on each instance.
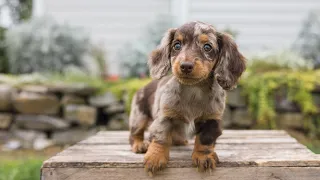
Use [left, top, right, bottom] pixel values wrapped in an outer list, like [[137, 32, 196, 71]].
[[175, 74, 207, 85], [178, 75, 198, 79]]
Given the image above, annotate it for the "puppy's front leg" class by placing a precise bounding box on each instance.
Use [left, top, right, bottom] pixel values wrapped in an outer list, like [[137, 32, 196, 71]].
[[192, 119, 222, 172], [144, 117, 172, 175]]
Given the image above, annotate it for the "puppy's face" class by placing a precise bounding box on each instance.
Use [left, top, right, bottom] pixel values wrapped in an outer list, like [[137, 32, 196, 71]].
[[170, 22, 219, 85], [149, 21, 246, 89]]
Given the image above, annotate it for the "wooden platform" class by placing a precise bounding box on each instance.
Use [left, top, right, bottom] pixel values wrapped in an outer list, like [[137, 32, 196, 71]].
[[41, 130, 320, 180]]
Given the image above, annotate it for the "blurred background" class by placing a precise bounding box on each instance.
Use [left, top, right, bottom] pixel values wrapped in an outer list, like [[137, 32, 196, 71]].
[[0, 0, 319, 179]]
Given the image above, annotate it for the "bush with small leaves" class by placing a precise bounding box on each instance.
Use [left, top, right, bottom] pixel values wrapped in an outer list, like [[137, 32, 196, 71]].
[[118, 16, 173, 78], [0, 27, 8, 73], [294, 11, 320, 69], [5, 17, 90, 74]]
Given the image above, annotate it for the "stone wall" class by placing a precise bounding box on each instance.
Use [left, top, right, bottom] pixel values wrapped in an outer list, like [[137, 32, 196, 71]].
[[0, 83, 127, 150], [223, 87, 320, 134], [1, 82, 319, 150]]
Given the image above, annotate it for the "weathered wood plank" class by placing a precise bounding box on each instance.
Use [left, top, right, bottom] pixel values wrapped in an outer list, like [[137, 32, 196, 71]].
[[42, 130, 320, 180], [44, 137, 320, 167], [41, 167, 320, 180], [43, 143, 319, 168], [96, 130, 289, 137], [79, 130, 297, 145], [79, 136, 297, 145], [75, 143, 308, 150]]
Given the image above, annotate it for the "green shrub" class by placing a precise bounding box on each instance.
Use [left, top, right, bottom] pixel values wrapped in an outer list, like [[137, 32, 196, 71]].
[[17, 0, 33, 21], [246, 50, 314, 74], [241, 70, 319, 128], [241, 50, 319, 128], [0, 27, 8, 73], [118, 16, 172, 77], [5, 17, 90, 74], [294, 11, 320, 68], [0, 159, 43, 180], [108, 78, 151, 112]]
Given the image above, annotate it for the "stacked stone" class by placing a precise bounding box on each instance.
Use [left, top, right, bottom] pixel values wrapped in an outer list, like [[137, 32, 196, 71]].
[[223, 86, 320, 130], [0, 83, 127, 150], [1, 81, 319, 150]]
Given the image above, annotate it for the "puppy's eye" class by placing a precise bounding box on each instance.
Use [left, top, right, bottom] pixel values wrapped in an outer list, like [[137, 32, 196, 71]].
[[173, 42, 182, 51], [203, 44, 212, 52]]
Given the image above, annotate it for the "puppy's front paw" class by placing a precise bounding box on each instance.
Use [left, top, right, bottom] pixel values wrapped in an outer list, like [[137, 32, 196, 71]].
[[132, 140, 149, 153], [143, 141, 169, 176], [192, 150, 219, 172]]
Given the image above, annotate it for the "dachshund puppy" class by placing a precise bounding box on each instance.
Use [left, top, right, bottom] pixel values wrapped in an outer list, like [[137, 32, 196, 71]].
[[129, 21, 246, 175]]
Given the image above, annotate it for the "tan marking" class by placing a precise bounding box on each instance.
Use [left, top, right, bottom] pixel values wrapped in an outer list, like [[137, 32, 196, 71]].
[[144, 140, 170, 175], [201, 113, 223, 120], [192, 135, 218, 172], [175, 33, 184, 42], [172, 59, 181, 77], [198, 34, 209, 43], [163, 105, 187, 123], [131, 136, 149, 153], [172, 58, 216, 85], [192, 60, 215, 80]]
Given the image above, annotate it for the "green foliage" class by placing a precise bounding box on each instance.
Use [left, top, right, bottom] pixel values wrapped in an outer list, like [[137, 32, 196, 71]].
[[118, 16, 172, 77], [108, 78, 151, 113], [294, 11, 320, 68], [241, 59, 320, 128], [247, 50, 314, 74], [90, 44, 107, 77], [5, 17, 90, 74], [18, 0, 33, 21], [0, 159, 43, 180], [0, 27, 9, 73], [0, 0, 33, 24]]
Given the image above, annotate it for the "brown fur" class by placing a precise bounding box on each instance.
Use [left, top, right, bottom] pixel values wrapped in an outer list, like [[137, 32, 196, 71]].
[[144, 140, 170, 176], [175, 33, 184, 42], [192, 135, 219, 172], [129, 21, 246, 175], [198, 34, 209, 43]]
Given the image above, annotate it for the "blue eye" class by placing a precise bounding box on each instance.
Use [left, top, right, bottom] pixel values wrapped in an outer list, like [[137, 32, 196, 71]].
[[203, 44, 212, 52], [173, 42, 182, 50]]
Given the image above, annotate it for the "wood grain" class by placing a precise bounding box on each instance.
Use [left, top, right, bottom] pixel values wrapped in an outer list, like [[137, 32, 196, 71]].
[[41, 130, 320, 180], [41, 167, 320, 180]]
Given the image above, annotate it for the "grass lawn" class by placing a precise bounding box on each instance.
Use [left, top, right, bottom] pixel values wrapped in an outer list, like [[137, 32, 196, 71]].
[[286, 129, 320, 154], [0, 146, 63, 180], [0, 159, 43, 180]]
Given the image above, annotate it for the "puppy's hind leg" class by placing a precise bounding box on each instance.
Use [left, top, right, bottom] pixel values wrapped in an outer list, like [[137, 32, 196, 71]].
[[129, 95, 150, 154]]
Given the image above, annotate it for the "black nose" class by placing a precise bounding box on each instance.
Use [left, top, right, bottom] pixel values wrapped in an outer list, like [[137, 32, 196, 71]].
[[180, 62, 194, 74]]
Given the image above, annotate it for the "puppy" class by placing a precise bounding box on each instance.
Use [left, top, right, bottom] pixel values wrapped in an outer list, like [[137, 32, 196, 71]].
[[129, 21, 246, 175]]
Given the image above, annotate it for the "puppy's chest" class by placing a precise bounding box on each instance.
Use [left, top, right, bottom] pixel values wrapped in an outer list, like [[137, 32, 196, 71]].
[[170, 87, 217, 121], [180, 87, 209, 105]]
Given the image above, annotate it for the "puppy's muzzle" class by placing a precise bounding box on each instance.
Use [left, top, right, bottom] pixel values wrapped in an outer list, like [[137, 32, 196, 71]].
[[180, 62, 194, 74]]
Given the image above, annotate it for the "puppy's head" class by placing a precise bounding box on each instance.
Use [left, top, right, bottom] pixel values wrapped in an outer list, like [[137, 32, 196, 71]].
[[148, 21, 246, 89]]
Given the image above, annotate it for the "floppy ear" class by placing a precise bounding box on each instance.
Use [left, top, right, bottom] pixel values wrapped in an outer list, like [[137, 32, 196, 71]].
[[215, 32, 246, 90], [148, 28, 176, 79]]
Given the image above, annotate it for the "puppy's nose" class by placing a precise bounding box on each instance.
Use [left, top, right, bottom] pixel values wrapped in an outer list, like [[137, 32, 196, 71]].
[[180, 62, 194, 74]]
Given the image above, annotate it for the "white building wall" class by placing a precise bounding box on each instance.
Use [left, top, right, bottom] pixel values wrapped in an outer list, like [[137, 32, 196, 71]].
[[188, 0, 320, 53], [41, 0, 320, 74], [43, 0, 171, 74]]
